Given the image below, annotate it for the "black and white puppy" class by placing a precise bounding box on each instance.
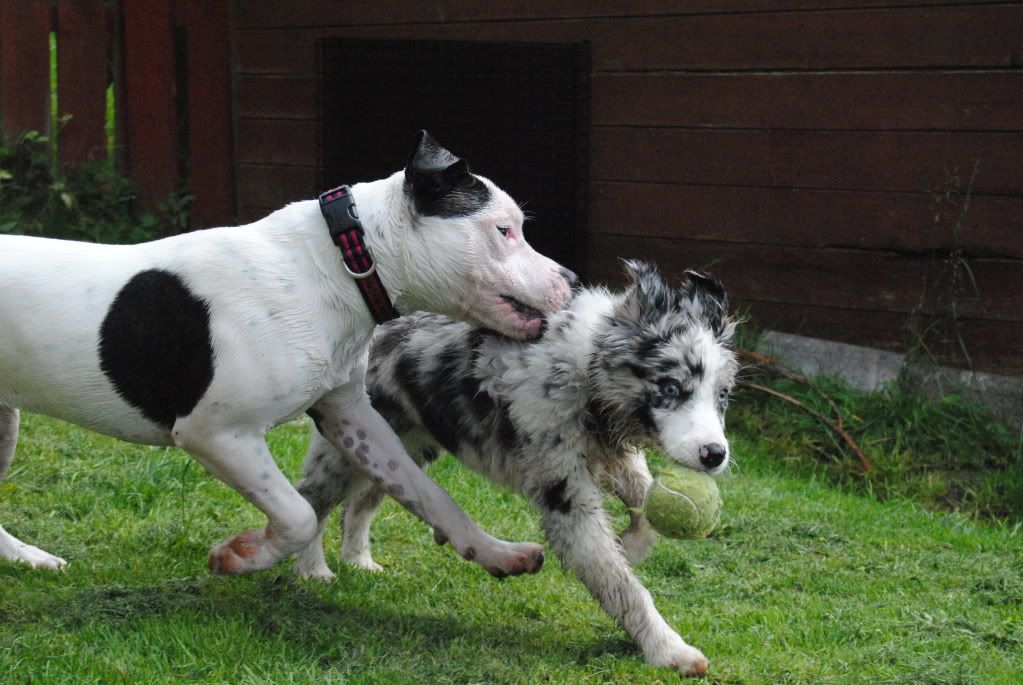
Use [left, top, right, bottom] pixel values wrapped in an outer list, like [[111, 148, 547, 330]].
[[0, 131, 575, 578], [295, 261, 738, 677]]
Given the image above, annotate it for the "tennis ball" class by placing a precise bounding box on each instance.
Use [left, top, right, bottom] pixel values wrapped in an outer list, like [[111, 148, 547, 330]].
[[645, 465, 722, 539]]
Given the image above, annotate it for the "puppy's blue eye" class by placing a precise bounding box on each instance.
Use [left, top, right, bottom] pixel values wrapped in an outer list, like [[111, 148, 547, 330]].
[[496, 226, 509, 237], [718, 390, 730, 406], [661, 380, 682, 398]]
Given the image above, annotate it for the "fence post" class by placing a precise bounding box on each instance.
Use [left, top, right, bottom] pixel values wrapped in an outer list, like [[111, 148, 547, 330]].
[[0, 1, 52, 142], [120, 0, 177, 210], [57, 0, 107, 167], [183, 0, 234, 227]]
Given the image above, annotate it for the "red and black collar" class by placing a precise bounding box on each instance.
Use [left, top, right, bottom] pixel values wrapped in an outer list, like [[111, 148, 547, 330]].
[[318, 185, 400, 324]]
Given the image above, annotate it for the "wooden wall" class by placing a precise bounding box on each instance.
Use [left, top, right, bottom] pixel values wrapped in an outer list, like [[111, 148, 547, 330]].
[[230, 1, 1023, 374]]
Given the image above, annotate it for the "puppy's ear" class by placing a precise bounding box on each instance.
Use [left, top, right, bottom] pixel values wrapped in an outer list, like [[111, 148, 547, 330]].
[[681, 270, 729, 335], [620, 259, 673, 323], [405, 130, 475, 200]]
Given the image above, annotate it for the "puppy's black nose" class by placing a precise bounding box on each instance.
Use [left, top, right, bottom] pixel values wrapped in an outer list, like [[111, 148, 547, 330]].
[[699, 443, 727, 469], [559, 267, 580, 290]]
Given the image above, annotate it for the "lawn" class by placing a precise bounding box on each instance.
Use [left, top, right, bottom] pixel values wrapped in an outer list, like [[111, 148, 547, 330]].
[[1, 411, 1021, 684]]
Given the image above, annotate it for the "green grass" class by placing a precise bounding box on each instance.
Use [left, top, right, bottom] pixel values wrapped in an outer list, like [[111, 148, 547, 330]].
[[730, 376, 1023, 523], [2, 412, 1021, 683]]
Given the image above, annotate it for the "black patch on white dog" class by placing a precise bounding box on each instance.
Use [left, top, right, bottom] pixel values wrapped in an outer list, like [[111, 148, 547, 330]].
[[306, 407, 326, 434], [99, 269, 214, 429], [404, 131, 491, 218]]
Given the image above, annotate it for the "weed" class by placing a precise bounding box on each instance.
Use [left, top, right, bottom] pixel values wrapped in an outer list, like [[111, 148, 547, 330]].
[[0, 130, 184, 243]]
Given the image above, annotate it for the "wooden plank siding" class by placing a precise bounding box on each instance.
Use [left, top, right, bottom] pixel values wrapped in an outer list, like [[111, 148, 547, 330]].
[[0, 1, 51, 140], [229, 0, 1023, 373], [56, 0, 108, 167], [121, 0, 178, 210]]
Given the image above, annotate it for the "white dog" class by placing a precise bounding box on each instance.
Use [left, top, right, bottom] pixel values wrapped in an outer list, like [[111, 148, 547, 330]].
[[295, 262, 738, 676], [0, 131, 574, 578]]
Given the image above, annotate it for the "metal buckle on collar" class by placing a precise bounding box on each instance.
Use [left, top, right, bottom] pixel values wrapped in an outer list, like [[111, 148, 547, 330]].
[[342, 246, 377, 279]]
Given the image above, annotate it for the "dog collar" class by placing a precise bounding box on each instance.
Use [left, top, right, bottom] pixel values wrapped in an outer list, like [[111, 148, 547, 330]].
[[318, 185, 400, 324]]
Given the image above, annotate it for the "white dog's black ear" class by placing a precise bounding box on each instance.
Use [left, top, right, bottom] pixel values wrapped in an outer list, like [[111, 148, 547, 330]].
[[404, 130, 489, 217], [681, 270, 729, 335]]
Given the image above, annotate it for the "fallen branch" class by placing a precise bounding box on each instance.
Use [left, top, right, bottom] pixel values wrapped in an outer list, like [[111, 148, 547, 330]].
[[739, 380, 873, 474]]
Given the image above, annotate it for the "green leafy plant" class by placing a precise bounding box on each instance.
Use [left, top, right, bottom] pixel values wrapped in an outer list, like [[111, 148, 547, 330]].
[[0, 130, 181, 244]]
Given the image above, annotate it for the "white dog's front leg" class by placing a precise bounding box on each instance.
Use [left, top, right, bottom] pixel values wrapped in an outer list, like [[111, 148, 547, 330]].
[[539, 475, 708, 677], [308, 393, 545, 578], [173, 424, 318, 575]]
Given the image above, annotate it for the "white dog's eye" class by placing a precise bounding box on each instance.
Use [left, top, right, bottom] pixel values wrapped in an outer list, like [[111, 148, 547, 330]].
[[496, 226, 510, 237], [718, 389, 730, 406]]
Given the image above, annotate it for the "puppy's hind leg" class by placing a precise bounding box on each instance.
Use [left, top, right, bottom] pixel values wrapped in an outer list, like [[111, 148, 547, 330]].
[[293, 430, 376, 579], [0, 407, 67, 570], [293, 428, 387, 577]]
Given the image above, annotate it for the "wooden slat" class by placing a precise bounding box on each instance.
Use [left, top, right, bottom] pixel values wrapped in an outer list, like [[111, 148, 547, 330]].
[[235, 76, 315, 120], [0, 0, 51, 139], [236, 163, 316, 208], [120, 0, 177, 210], [591, 127, 1023, 195], [231, 1, 1009, 29], [744, 300, 1023, 375], [56, 0, 108, 166], [184, 0, 235, 227], [235, 118, 315, 165], [591, 182, 1023, 259], [236, 69, 1023, 132], [581, 234, 1023, 323], [593, 71, 1023, 132], [232, 6, 1023, 75]]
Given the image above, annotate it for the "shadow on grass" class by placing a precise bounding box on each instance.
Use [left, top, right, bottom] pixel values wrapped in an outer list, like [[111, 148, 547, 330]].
[[12, 573, 635, 668]]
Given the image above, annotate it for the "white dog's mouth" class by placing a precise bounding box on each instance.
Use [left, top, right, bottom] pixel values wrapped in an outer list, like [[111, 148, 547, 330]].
[[500, 295, 545, 324], [467, 294, 545, 341]]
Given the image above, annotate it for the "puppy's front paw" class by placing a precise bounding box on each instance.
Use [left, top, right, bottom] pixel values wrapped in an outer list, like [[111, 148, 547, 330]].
[[619, 517, 658, 566], [648, 641, 708, 677]]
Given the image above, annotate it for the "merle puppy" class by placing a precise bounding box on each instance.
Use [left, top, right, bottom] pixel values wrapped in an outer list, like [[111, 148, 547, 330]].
[[294, 261, 738, 677]]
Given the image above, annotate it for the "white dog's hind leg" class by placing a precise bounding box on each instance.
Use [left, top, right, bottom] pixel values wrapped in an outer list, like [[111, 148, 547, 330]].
[[174, 425, 318, 575], [0, 407, 67, 570]]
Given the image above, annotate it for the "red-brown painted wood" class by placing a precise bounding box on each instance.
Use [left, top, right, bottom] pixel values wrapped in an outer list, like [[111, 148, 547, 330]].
[[231, 1, 1011, 29], [0, 1, 51, 140], [232, 5, 1023, 75], [236, 163, 315, 209], [581, 234, 1023, 323], [591, 181, 1023, 260], [592, 71, 1023, 132], [120, 0, 177, 210], [744, 300, 1023, 375], [57, 0, 108, 166], [183, 0, 235, 227], [591, 127, 1023, 195]]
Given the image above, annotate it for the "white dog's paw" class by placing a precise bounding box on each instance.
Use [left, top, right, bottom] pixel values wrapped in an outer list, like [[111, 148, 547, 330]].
[[343, 553, 383, 572], [647, 641, 709, 677], [17, 544, 68, 571]]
